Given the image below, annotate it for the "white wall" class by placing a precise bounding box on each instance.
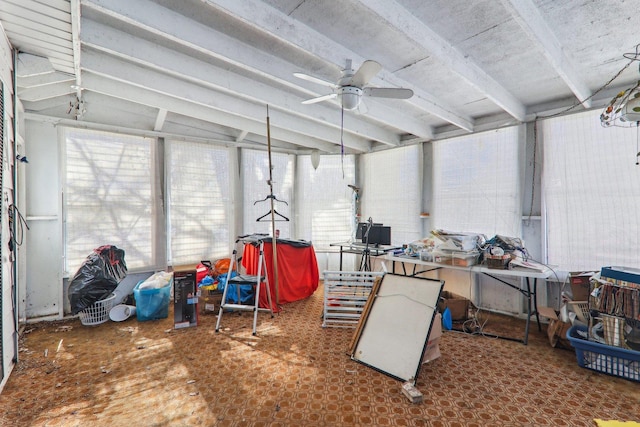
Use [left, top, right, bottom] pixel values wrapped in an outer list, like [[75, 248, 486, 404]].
[[24, 120, 62, 319], [0, 26, 16, 391]]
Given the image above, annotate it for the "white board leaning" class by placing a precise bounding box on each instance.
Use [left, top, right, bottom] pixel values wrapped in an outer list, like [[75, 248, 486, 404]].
[[350, 273, 444, 384]]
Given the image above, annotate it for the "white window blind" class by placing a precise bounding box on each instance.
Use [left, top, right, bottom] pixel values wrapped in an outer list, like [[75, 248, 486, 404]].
[[64, 128, 157, 274], [241, 149, 294, 238], [167, 140, 231, 265], [432, 126, 521, 238], [543, 110, 640, 271], [360, 145, 422, 245], [296, 154, 355, 250]]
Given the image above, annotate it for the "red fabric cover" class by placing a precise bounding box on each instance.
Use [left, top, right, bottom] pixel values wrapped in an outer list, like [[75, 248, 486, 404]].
[[242, 241, 319, 312]]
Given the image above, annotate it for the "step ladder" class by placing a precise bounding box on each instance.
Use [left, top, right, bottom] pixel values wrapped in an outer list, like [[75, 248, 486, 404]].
[[215, 238, 274, 335]]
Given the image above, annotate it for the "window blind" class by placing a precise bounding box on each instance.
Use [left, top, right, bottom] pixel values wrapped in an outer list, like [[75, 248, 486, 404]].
[[241, 149, 294, 238], [360, 145, 422, 245], [542, 110, 640, 270], [64, 128, 157, 274], [432, 126, 521, 238], [167, 140, 231, 265], [296, 154, 355, 250]]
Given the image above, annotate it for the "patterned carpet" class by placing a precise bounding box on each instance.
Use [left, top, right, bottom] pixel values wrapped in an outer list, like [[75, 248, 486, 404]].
[[1, 283, 639, 427]]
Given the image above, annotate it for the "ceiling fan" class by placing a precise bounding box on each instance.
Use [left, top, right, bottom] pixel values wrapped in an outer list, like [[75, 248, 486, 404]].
[[294, 59, 414, 111]]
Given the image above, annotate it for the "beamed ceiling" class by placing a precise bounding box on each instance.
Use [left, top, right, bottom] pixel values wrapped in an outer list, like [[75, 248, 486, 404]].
[[1, 0, 639, 154]]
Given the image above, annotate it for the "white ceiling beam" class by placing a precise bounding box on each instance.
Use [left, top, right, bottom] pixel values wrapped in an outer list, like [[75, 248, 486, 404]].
[[81, 50, 371, 152], [83, 0, 430, 140], [18, 79, 74, 101], [205, 0, 467, 133], [81, 72, 353, 154], [24, 111, 302, 153], [21, 95, 74, 112], [356, 0, 526, 122], [236, 130, 249, 143], [81, 20, 401, 146], [500, 0, 592, 108], [153, 108, 167, 132], [17, 70, 73, 87]]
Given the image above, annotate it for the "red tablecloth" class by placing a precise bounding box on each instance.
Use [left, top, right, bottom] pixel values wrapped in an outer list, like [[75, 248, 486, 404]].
[[242, 239, 319, 312]]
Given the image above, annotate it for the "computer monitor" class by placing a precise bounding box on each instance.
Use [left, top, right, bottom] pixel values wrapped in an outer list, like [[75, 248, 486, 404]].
[[358, 222, 382, 241], [363, 225, 391, 246]]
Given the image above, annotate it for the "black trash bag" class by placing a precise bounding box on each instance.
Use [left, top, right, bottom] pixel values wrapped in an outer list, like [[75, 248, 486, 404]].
[[68, 245, 127, 315]]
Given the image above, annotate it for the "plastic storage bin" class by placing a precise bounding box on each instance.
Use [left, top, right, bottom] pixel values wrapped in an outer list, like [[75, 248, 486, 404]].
[[566, 325, 640, 382], [133, 279, 172, 321]]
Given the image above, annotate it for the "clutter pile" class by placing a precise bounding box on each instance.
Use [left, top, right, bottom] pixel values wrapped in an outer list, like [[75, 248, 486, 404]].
[[404, 229, 485, 267], [404, 230, 536, 270]]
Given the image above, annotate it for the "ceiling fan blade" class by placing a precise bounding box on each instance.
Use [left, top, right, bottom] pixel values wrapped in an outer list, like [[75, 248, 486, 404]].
[[363, 87, 414, 99], [294, 72, 337, 88], [302, 93, 337, 104], [349, 60, 382, 87]]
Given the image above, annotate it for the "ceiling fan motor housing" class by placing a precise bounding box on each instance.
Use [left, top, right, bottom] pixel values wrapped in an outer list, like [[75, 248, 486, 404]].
[[339, 86, 363, 110]]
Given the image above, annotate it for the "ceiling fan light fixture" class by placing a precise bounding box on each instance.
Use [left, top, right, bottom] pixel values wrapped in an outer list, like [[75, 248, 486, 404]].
[[339, 86, 362, 110]]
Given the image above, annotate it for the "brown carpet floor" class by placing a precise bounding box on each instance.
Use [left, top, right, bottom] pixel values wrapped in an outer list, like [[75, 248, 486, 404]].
[[1, 283, 639, 427]]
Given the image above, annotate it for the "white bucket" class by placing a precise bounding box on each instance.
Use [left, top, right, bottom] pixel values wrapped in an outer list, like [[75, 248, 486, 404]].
[[109, 304, 137, 322]]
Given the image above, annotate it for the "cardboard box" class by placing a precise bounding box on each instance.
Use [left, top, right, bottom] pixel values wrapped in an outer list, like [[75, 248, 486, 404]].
[[172, 264, 199, 329], [539, 306, 571, 349], [422, 312, 442, 364], [569, 271, 596, 300], [199, 288, 222, 314], [437, 291, 470, 321]]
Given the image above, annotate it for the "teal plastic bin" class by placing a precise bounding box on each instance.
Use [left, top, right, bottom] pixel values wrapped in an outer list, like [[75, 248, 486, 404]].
[[133, 280, 171, 321]]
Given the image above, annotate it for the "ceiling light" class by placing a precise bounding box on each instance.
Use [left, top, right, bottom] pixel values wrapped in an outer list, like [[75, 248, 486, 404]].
[[339, 87, 362, 111]]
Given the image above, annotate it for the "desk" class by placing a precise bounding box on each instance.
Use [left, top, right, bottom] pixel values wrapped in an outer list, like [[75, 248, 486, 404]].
[[242, 237, 319, 312], [386, 254, 555, 345], [330, 242, 401, 271]]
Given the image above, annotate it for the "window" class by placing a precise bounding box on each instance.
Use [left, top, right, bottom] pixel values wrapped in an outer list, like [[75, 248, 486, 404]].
[[167, 140, 231, 265], [360, 145, 422, 245], [432, 126, 522, 238], [542, 110, 640, 270], [64, 128, 158, 274], [241, 149, 294, 238], [296, 154, 355, 250]]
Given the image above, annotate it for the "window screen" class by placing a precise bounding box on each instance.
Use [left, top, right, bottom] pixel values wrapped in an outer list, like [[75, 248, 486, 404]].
[[360, 145, 422, 245], [167, 140, 231, 265], [296, 154, 355, 250], [542, 110, 640, 270], [432, 126, 521, 238], [241, 149, 294, 238], [64, 128, 157, 274]]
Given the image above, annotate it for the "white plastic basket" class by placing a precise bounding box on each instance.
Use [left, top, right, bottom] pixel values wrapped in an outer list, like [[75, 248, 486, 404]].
[[78, 293, 117, 326], [567, 300, 590, 323]]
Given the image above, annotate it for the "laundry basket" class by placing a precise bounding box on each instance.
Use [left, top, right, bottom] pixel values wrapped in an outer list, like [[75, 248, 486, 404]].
[[78, 293, 117, 326]]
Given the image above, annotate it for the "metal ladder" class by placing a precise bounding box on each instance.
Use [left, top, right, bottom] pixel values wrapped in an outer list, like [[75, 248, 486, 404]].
[[215, 238, 274, 335]]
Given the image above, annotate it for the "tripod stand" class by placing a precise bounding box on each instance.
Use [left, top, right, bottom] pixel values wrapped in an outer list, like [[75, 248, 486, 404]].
[[359, 220, 374, 271]]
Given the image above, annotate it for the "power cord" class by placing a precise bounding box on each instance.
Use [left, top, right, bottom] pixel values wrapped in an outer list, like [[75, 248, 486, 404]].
[[8, 204, 29, 252]]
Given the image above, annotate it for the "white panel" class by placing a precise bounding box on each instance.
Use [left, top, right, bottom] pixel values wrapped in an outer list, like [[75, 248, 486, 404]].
[[360, 145, 422, 245], [296, 154, 355, 250], [543, 109, 640, 271], [432, 126, 521, 238], [167, 140, 231, 265], [351, 273, 443, 382], [24, 120, 62, 319]]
